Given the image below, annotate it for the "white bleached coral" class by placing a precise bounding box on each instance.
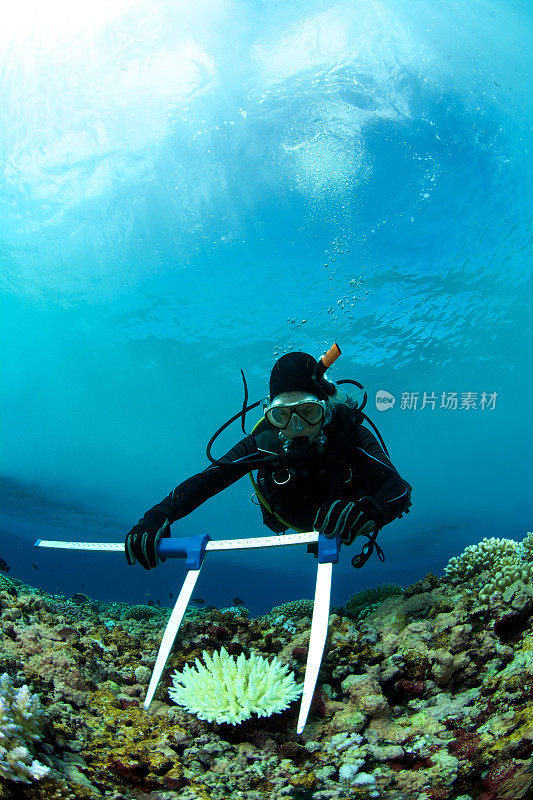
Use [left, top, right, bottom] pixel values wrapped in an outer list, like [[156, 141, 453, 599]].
[[0, 673, 50, 783], [168, 647, 302, 725]]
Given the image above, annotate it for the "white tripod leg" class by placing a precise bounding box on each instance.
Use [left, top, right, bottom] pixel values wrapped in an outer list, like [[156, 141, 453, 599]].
[[144, 567, 202, 709], [297, 560, 332, 734]]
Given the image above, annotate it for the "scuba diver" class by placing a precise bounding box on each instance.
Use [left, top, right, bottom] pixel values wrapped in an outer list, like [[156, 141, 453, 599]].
[[125, 344, 412, 570]]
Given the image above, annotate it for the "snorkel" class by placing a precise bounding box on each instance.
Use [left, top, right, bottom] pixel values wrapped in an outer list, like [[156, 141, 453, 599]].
[[311, 342, 341, 396]]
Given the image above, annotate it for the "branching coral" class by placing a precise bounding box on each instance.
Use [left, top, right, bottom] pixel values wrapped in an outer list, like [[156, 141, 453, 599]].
[[168, 647, 302, 725], [444, 537, 521, 581], [123, 604, 164, 621], [262, 598, 315, 632], [444, 532, 533, 602], [344, 584, 403, 619], [478, 561, 533, 602], [0, 673, 49, 783], [269, 599, 314, 619], [522, 531, 533, 560]]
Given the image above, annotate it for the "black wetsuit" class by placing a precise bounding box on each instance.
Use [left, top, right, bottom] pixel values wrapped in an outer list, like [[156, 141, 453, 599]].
[[140, 403, 412, 538]]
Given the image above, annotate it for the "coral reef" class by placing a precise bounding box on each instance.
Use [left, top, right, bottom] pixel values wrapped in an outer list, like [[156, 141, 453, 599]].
[[0, 528, 532, 799]]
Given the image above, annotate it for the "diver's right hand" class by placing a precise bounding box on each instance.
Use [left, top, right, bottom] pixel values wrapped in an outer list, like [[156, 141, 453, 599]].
[[125, 514, 171, 570]]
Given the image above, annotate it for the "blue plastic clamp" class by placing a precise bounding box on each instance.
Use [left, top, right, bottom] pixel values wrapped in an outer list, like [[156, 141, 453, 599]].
[[318, 532, 341, 564], [158, 535, 211, 570]]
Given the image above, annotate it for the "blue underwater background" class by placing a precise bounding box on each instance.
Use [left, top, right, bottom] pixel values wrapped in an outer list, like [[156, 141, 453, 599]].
[[0, 0, 532, 617]]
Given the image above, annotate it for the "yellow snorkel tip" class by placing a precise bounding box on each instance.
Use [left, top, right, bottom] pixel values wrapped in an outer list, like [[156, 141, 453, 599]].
[[312, 343, 341, 395], [320, 343, 341, 370]]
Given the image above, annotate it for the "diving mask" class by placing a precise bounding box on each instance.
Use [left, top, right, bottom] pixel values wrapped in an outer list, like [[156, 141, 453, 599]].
[[264, 392, 326, 430]]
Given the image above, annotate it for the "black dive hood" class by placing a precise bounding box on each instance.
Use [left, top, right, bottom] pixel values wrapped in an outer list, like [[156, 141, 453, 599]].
[[205, 343, 390, 470]]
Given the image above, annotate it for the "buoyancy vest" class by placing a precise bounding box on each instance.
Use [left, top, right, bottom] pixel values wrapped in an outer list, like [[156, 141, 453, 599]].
[[248, 403, 366, 534]]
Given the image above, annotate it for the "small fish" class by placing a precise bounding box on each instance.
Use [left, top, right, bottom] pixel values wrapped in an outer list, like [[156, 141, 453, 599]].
[[147, 600, 155, 607], [156, 599, 161, 606], [32, 563, 39, 570], [191, 597, 205, 605], [494, 81, 501, 87], [70, 593, 90, 604], [169, 592, 174, 599], [0, 558, 10, 573], [233, 596, 246, 606]]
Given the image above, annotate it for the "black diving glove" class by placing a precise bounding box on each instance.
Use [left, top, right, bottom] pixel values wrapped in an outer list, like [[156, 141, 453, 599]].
[[125, 512, 171, 570], [314, 497, 384, 545]]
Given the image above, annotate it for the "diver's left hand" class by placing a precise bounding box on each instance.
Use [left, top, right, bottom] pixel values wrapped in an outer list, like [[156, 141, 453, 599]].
[[314, 497, 383, 545]]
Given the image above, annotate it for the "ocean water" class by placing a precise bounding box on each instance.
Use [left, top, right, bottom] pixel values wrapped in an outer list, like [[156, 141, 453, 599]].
[[0, 0, 531, 618]]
